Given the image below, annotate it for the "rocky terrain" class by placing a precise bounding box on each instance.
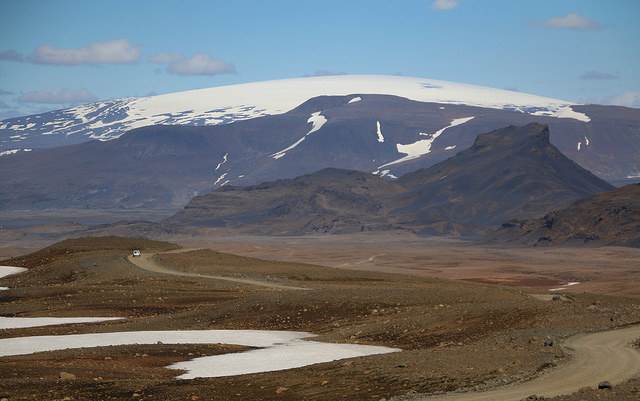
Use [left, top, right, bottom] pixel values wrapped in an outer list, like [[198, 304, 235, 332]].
[[1, 236, 639, 400], [498, 183, 640, 247], [166, 124, 614, 236]]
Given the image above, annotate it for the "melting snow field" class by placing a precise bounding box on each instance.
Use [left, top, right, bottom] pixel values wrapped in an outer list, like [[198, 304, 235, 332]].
[[0, 330, 399, 379]]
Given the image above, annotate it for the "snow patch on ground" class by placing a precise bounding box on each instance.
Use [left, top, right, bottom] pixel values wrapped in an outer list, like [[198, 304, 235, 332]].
[[0, 265, 27, 292], [0, 330, 399, 379], [379, 116, 474, 168], [0, 317, 123, 330], [577, 142, 582, 151], [444, 145, 457, 150], [348, 96, 362, 104], [271, 112, 327, 159], [376, 121, 385, 143], [0, 266, 27, 279], [549, 282, 581, 292]]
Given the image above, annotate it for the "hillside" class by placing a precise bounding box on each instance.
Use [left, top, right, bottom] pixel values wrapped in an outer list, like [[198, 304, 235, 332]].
[[167, 124, 614, 235], [497, 184, 640, 247]]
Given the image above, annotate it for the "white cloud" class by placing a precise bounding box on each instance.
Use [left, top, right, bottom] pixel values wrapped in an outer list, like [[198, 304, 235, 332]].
[[433, 0, 458, 10], [17, 89, 97, 104], [153, 53, 235, 76], [605, 91, 640, 108], [31, 39, 140, 65], [542, 13, 600, 30]]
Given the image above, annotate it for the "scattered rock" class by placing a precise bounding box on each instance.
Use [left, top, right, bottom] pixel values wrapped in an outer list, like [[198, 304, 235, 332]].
[[597, 381, 612, 390], [543, 338, 554, 347], [58, 372, 76, 381], [275, 386, 288, 394]]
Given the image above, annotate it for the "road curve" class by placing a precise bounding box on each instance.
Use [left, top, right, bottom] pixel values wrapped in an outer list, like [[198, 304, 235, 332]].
[[410, 324, 640, 401], [127, 250, 310, 291]]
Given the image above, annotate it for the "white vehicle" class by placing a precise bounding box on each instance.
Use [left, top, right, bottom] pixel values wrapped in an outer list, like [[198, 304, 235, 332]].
[[132, 249, 141, 257]]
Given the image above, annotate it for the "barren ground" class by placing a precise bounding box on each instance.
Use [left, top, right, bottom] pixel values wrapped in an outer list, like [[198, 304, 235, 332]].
[[0, 235, 639, 400]]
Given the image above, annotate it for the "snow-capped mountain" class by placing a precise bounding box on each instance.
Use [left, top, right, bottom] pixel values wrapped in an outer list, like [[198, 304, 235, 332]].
[[0, 75, 590, 152], [0, 76, 638, 212]]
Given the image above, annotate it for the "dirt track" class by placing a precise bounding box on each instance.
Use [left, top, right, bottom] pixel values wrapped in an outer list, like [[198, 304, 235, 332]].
[[410, 324, 640, 401], [127, 249, 310, 291]]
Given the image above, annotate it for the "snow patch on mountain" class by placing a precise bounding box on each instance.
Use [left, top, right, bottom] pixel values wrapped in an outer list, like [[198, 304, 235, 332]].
[[271, 111, 327, 159], [0, 149, 20, 157], [215, 153, 228, 171], [376, 121, 385, 143], [379, 116, 475, 168], [214, 172, 228, 186], [348, 96, 362, 104]]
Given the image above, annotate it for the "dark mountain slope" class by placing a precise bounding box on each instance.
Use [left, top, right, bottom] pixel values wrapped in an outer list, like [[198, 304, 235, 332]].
[[497, 184, 640, 247], [166, 168, 405, 234], [167, 124, 614, 235], [0, 94, 638, 212], [392, 123, 615, 233]]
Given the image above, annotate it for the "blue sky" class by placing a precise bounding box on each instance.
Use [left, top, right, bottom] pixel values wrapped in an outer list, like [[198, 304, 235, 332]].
[[0, 0, 638, 118]]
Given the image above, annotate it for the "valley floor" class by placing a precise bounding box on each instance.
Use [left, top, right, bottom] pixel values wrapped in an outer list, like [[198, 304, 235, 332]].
[[0, 235, 639, 400]]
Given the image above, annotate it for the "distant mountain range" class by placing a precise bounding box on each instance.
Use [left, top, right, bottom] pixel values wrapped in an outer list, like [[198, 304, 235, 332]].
[[1, 89, 638, 211], [497, 183, 640, 247], [166, 123, 614, 236]]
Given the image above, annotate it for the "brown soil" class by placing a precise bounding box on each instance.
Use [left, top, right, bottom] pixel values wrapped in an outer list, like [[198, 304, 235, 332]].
[[1, 235, 640, 400]]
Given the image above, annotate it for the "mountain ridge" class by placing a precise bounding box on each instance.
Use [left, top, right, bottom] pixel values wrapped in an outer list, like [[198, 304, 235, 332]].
[[0, 95, 636, 211], [166, 123, 614, 236]]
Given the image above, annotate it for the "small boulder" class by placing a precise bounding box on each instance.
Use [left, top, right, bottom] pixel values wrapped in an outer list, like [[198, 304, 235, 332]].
[[58, 371, 76, 381], [597, 381, 612, 390]]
